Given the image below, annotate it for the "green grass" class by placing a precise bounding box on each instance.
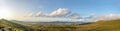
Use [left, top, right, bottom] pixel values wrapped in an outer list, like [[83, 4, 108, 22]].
[[75, 20, 120, 31], [0, 19, 33, 31], [31, 20, 120, 31], [1, 19, 120, 31]]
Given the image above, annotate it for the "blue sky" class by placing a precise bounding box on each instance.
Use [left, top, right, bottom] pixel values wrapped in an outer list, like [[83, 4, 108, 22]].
[[15, 0, 120, 16], [0, 0, 120, 22], [7, 0, 120, 15]]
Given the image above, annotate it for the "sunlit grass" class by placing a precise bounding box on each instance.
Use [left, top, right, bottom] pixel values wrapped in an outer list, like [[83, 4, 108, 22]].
[[1, 19, 120, 31]]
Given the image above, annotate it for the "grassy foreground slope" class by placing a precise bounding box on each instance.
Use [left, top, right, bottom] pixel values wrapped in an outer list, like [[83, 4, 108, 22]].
[[75, 20, 120, 31], [0, 19, 33, 31]]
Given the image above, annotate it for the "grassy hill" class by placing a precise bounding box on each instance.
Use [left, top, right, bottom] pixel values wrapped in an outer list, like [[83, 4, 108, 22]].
[[29, 20, 120, 31], [0, 19, 33, 31], [75, 20, 120, 31], [1, 19, 120, 31]]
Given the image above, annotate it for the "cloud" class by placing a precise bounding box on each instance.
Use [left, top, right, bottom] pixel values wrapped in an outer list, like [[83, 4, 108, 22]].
[[87, 13, 96, 18], [83, 13, 120, 22], [35, 11, 43, 17], [49, 8, 70, 17], [98, 14, 120, 20], [25, 8, 81, 19], [85, 14, 120, 22], [28, 8, 71, 17], [83, 13, 99, 22], [69, 13, 81, 19], [26, 12, 34, 17]]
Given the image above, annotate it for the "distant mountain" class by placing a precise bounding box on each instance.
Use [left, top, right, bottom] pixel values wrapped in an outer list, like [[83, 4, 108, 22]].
[[18, 20, 92, 25]]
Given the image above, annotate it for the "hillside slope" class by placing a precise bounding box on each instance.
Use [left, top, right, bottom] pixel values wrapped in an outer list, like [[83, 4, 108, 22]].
[[0, 19, 33, 31], [1, 19, 120, 31], [28, 20, 120, 31], [75, 20, 120, 31]]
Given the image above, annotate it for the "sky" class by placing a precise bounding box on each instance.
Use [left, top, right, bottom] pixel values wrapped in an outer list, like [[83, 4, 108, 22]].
[[0, 0, 120, 22]]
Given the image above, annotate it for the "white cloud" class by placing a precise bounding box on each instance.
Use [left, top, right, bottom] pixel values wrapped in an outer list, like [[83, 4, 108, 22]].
[[24, 10, 120, 22], [32, 8, 71, 17], [99, 14, 120, 20], [82, 14, 120, 22], [70, 13, 81, 19], [85, 13, 96, 19], [49, 8, 70, 17], [26, 12, 34, 17], [35, 11, 43, 17], [21, 8, 84, 22], [85, 14, 120, 22]]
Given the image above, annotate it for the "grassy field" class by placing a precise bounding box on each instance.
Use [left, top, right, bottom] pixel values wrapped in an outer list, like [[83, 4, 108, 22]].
[[0, 19, 33, 31], [1, 19, 120, 31], [31, 20, 120, 31], [74, 20, 120, 31]]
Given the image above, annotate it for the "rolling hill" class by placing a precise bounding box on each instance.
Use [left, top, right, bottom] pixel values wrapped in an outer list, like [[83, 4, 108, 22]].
[[75, 20, 120, 31], [1, 19, 120, 31], [24, 19, 120, 31], [0, 19, 33, 31]]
